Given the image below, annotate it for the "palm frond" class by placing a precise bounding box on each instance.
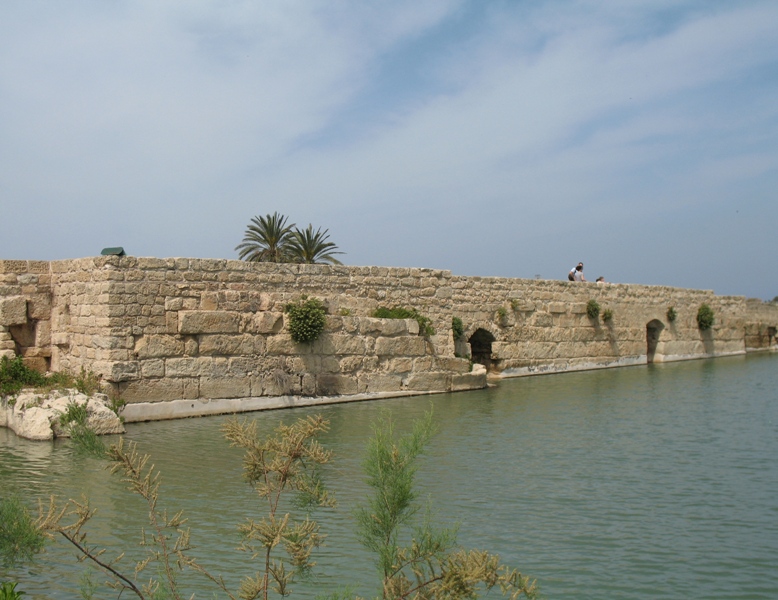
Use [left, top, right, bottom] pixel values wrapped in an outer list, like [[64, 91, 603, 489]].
[[288, 225, 344, 265], [235, 212, 296, 262]]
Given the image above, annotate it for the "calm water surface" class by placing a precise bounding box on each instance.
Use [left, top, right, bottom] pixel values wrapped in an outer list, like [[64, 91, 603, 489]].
[[2, 353, 777, 599]]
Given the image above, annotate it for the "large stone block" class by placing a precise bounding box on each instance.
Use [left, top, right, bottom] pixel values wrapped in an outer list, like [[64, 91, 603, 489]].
[[313, 334, 367, 355], [34, 320, 51, 347], [121, 378, 187, 403], [27, 294, 52, 320], [135, 335, 185, 358], [178, 311, 240, 334], [434, 356, 472, 373], [89, 360, 139, 382], [316, 374, 358, 396], [266, 334, 304, 355], [404, 372, 449, 392], [251, 311, 283, 334], [165, 357, 216, 377], [360, 373, 403, 393], [0, 296, 27, 326], [199, 334, 260, 356], [359, 317, 410, 337], [375, 336, 427, 357], [451, 371, 487, 391], [141, 359, 165, 378], [199, 377, 251, 399]]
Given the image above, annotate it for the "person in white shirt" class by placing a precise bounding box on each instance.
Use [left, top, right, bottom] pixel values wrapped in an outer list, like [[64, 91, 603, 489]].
[[569, 262, 586, 282]]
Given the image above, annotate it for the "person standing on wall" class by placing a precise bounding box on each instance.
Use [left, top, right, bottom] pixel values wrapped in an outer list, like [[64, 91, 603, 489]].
[[568, 262, 586, 282]]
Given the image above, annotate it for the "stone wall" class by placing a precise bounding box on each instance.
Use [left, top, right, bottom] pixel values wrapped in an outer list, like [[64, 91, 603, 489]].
[[2, 257, 777, 421], [744, 298, 778, 350]]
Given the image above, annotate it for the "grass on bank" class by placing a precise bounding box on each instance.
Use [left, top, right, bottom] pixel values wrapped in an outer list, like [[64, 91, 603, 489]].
[[0, 356, 100, 399]]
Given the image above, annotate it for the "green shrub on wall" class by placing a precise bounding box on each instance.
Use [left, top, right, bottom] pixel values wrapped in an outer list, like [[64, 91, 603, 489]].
[[373, 306, 435, 337], [285, 296, 327, 343], [451, 316, 464, 340], [586, 299, 601, 319], [697, 304, 715, 331], [601, 308, 613, 322], [666, 306, 677, 322]]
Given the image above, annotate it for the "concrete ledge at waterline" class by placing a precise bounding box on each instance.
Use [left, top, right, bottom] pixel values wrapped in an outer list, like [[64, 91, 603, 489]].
[[498, 349, 748, 378], [121, 390, 448, 423]]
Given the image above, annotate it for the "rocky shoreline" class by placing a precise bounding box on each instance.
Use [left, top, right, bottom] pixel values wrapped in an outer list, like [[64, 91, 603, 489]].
[[0, 390, 125, 440]]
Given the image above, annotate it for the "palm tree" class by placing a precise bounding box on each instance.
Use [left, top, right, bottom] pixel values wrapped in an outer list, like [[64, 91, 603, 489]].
[[288, 224, 344, 265], [235, 212, 295, 262]]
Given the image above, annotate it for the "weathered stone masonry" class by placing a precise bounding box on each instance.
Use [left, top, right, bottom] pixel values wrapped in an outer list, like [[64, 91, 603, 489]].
[[1, 257, 776, 422]]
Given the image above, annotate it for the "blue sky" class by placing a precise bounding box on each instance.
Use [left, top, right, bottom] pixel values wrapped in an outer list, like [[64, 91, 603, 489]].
[[1, 1, 776, 300]]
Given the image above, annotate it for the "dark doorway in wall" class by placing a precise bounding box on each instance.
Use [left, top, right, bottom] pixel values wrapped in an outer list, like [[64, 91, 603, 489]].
[[469, 328, 496, 370], [646, 319, 665, 364]]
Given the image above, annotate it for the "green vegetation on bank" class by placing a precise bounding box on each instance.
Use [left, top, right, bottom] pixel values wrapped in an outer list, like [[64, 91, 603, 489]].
[[0, 356, 100, 399]]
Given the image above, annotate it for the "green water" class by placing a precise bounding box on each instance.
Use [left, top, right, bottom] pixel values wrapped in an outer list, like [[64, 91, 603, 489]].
[[2, 353, 777, 599]]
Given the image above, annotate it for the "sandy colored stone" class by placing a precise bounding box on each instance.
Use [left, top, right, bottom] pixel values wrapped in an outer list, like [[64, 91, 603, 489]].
[[375, 336, 427, 357], [179, 311, 240, 334], [316, 374, 358, 396], [0, 296, 27, 326], [199, 376, 251, 399]]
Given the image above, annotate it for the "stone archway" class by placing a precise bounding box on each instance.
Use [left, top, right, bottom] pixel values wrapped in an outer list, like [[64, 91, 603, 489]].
[[468, 328, 496, 370], [646, 319, 665, 364]]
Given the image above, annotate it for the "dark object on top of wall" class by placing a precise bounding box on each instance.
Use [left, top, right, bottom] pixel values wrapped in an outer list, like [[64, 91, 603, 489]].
[[100, 247, 126, 256]]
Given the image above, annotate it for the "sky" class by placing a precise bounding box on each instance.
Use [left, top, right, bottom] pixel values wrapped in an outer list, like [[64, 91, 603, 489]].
[[1, 1, 776, 300]]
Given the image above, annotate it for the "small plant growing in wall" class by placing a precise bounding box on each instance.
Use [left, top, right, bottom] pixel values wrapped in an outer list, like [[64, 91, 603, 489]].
[[586, 299, 601, 319], [373, 306, 435, 337], [601, 308, 613, 323], [510, 298, 521, 312], [697, 303, 715, 331], [452, 316, 465, 340], [496, 306, 508, 325], [285, 295, 327, 343], [666, 306, 677, 322]]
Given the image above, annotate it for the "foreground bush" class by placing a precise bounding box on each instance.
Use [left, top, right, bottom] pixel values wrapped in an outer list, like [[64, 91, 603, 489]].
[[1, 412, 538, 599]]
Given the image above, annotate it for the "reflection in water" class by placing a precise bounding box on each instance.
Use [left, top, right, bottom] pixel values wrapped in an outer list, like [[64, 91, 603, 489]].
[[2, 354, 778, 599]]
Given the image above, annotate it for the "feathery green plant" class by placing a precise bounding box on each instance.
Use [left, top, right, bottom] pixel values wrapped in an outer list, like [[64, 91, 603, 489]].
[[0, 495, 46, 568], [355, 410, 538, 600]]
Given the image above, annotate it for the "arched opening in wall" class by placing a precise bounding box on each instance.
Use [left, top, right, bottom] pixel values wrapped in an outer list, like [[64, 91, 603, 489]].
[[469, 328, 496, 371], [646, 319, 665, 364]]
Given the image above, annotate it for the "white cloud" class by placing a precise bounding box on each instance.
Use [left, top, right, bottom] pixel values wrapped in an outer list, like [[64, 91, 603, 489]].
[[0, 0, 776, 298]]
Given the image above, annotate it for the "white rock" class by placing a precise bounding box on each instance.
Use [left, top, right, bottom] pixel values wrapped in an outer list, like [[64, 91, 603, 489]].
[[1, 389, 125, 441]]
